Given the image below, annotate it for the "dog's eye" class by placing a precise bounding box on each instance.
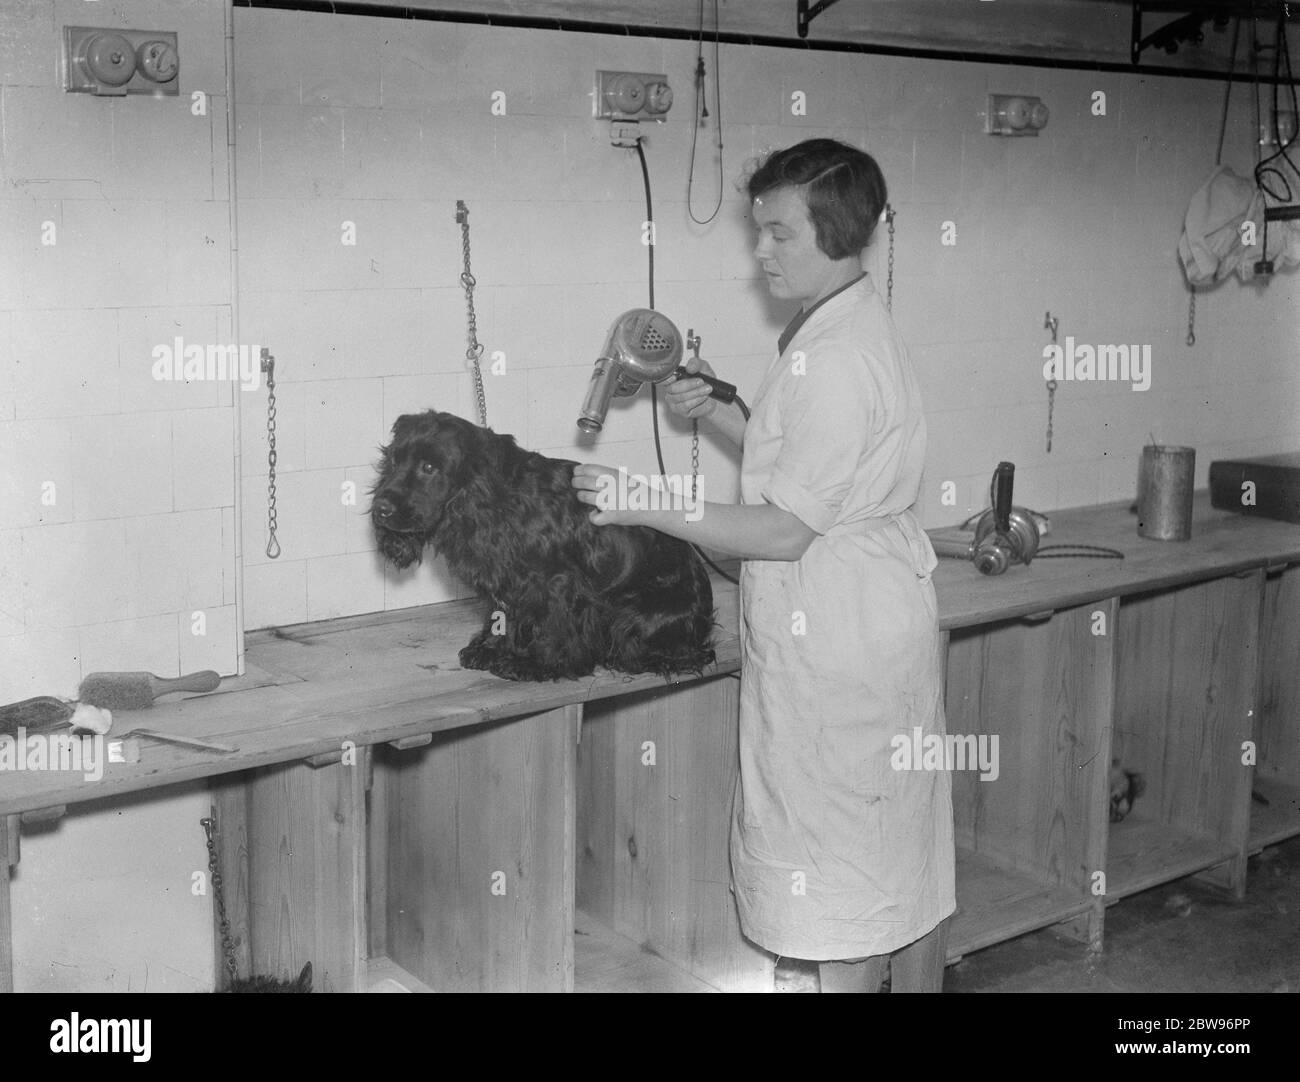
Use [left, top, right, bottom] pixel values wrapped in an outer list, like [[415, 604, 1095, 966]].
[[419, 461, 436, 475]]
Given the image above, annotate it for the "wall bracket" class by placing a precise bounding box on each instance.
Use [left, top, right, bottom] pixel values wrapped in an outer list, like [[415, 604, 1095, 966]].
[[797, 0, 843, 40]]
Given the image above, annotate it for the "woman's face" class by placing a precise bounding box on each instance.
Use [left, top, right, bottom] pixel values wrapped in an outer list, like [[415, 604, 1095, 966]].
[[751, 185, 852, 307]]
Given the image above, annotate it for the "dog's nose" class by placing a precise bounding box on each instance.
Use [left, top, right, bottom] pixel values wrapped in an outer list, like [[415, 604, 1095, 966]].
[[372, 495, 396, 520]]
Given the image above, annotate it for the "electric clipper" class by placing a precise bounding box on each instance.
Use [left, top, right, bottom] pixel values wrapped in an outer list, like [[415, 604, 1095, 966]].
[[932, 462, 1040, 575]]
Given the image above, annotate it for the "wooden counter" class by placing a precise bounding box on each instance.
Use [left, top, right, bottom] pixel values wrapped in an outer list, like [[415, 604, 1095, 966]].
[[2, 490, 1299, 992]]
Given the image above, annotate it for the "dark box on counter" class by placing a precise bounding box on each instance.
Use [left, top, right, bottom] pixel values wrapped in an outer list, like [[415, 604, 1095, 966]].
[[1209, 452, 1300, 524]]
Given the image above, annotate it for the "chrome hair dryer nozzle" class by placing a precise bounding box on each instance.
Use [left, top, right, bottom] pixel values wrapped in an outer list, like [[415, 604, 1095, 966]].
[[577, 356, 619, 433], [577, 308, 740, 433]]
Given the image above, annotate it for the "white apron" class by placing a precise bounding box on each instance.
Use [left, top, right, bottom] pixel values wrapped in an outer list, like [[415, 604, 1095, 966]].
[[730, 276, 956, 961]]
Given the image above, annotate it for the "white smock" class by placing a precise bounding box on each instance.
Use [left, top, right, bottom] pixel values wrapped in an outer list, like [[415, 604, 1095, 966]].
[[730, 274, 956, 961]]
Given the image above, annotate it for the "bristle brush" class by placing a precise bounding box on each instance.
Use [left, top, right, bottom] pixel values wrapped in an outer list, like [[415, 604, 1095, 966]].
[[77, 670, 221, 711]]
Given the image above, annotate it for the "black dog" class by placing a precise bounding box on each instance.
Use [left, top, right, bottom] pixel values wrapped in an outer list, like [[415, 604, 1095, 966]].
[[370, 410, 716, 682]]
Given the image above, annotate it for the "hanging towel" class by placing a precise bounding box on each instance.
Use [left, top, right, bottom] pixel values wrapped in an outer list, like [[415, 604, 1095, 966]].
[[1179, 164, 1300, 284]]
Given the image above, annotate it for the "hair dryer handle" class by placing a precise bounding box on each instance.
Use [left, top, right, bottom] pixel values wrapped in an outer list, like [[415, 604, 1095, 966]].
[[674, 366, 737, 404], [991, 461, 1015, 535]]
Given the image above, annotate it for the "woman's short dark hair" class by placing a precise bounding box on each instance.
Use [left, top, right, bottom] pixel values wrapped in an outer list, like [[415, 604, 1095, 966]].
[[746, 139, 888, 259]]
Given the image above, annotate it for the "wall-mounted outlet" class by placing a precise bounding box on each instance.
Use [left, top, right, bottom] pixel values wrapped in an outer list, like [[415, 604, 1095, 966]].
[[64, 26, 179, 97], [987, 94, 1049, 136], [595, 70, 672, 121]]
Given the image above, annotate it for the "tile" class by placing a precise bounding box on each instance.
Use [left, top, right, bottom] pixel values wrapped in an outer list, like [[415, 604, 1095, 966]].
[[172, 407, 235, 512], [0, 628, 81, 702], [341, 107, 423, 200], [164, 200, 232, 307], [22, 519, 130, 629], [0, 418, 76, 527], [303, 378, 383, 470], [77, 614, 180, 677], [232, 7, 302, 104], [378, 19, 465, 109], [240, 466, 347, 566], [58, 199, 169, 309], [10, 308, 119, 420], [116, 307, 226, 413], [1, 87, 113, 183], [0, 527, 24, 637], [257, 104, 346, 199], [178, 604, 238, 676], [305, 551, 384, 621], [106, 97, 215, 202], [297, 15, 385, 108], [121, 510, 226, 618], [384, 548, 466, 610], [241, 558, 307, 631], [0, 1, 56, 87], [70, 412, 174, 522]]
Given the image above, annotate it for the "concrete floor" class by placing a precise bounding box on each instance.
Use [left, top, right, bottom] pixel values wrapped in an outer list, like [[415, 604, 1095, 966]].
[[945, 836, 1300, 993]]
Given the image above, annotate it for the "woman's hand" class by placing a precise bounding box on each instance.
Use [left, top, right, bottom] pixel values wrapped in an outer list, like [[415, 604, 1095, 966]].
[[664, 355, 719, 421], [571, 462, 627, 527]]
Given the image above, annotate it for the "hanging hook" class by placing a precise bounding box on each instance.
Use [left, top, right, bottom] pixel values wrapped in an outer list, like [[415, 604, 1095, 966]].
[[1044, 311, 1060, 344]]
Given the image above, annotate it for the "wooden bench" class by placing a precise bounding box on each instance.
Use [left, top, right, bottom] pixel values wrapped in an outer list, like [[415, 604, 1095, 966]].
[[2, 491, 1298, 991]]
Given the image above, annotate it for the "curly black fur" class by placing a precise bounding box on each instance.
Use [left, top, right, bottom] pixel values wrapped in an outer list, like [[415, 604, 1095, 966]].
[[370, 410, 716, 682]]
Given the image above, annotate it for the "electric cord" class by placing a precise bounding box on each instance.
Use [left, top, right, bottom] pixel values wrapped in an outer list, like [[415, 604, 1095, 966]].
[[1249, 10, 1300, 268], [955, 507, 1124, 561], [687, 0, 724, 226], [634, 136, 742, 587]]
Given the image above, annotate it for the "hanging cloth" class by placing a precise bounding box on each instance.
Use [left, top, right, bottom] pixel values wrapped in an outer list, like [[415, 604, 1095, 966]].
[[1178, 164, 1300, 285]]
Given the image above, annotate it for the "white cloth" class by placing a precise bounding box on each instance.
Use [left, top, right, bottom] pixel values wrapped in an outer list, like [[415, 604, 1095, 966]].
[[1178, 164, 1300, 285], [730, 275, 956, 961]]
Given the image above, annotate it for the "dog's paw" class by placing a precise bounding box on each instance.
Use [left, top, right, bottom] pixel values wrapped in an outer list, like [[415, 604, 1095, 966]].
[[458, 636, 498, 671]]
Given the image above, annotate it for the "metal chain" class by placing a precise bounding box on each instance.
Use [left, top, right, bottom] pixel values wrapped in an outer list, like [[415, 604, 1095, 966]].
[[201, 816, 240, 983], [1044, 312, 1059, 453], [885, 204, 896, 313], [455, 200, 488, 428], [691, 420, 700, 503], [261, 348, 280, 558], [1186, 288, 1196, 346]]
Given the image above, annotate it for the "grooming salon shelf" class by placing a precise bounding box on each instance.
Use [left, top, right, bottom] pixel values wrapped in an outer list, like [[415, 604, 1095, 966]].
[[2, 491, 1299, 992]]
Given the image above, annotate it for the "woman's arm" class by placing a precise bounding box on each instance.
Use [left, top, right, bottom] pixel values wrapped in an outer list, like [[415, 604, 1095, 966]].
[[571, 465, 816, 561]]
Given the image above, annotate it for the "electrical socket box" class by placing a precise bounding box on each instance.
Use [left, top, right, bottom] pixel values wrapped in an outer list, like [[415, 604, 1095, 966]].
[[609, 121, 642, 148], [595, 70, 672, 121], [64, 26, 179, 96], [986, 94, 1049, 136]]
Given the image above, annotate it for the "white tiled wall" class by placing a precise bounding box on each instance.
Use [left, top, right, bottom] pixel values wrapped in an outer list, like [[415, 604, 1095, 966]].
[[1, 0, 230, 992], [235, 11, 1300, 629], [4, 2, 1299, 992]]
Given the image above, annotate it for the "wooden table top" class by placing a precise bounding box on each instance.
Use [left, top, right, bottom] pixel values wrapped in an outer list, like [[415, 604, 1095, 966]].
[[3, 490, 1298, 815]]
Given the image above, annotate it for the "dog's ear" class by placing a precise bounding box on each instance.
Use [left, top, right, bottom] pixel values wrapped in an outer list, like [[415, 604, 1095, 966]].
[[389, 413, 422, 440]]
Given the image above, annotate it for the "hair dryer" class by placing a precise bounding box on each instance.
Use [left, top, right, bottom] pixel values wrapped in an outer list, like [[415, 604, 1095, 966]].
[[577, 308, 738, 433], [931, 461, 1040, 575]]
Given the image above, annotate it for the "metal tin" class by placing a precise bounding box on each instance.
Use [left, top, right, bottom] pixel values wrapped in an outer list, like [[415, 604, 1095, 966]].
[[1137, 445, 1195, 541]]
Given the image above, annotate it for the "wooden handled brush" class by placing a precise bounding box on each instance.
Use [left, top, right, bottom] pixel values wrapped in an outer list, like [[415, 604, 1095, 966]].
[[78, 670, 222, 711]]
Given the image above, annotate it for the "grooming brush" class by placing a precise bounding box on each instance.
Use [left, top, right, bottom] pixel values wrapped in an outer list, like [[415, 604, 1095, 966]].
[[77, 669, 221, 711], [0, 696, 76, 736]]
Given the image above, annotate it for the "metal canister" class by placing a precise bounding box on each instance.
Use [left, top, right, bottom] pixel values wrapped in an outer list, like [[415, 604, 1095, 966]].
[[1137, 445, 1195, 541]]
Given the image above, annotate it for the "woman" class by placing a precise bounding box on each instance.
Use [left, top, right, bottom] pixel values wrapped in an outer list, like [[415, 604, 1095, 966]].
[[572, 139, 954, 993]]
